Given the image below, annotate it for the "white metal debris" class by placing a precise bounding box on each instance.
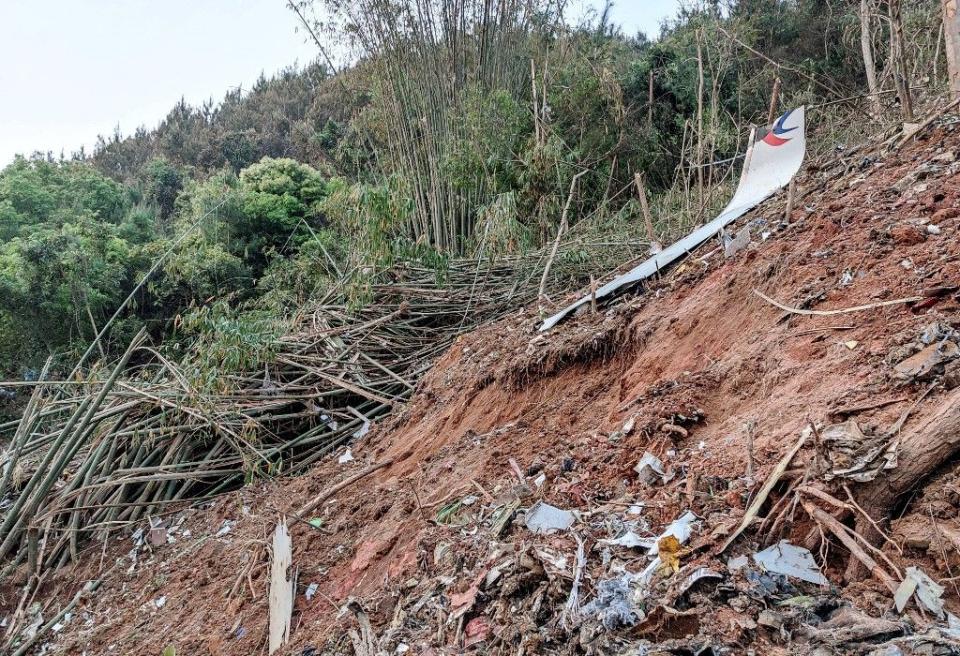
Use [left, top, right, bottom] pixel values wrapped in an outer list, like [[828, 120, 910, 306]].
[[600, 530, 654, 550], [727, 555, 749, 572], [268, 522, 294, 654], [524, 501, 576, 534], [215, 519, 235, 538], [541, 107, 807, 331], [723, 225, 751, 258], [648, 511, 698, 556], [634, 452, 667, 485], [895, 566, 945, 617], [637, 511, 700, 587], [752, 541, 829, 586], [677, 567, 723, 596]]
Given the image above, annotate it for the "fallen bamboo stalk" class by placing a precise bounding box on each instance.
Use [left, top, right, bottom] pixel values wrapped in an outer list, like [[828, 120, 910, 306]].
[[0, 244, 637, 572], [10, 579, 101, 656]]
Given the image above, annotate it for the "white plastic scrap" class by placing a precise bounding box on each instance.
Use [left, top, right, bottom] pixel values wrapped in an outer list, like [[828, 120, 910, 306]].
[[638, 511, 699, 587], [600, 530, 654, 550], [648, 511, 698, 556], [895, 566, 945, 617], [727, 555, 749, 572], [215, 520, 236, 538], [154, 595, 167, 609], [534, 548, 569, 571], [305, 582, 319, 601], [634, 452, 667, 486], [352, 419, 371, 439], [337, 448, 354, 465], [752, 541, 829, 586], [945, 613, 960, 640], [524, 501, 575, 534]]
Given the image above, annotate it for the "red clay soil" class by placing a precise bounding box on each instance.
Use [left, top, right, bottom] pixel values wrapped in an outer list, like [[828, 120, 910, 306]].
[[5, 123, 960, 655]]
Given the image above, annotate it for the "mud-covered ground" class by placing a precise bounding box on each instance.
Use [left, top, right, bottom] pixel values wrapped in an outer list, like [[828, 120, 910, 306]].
[[5, 121, 960, 655]]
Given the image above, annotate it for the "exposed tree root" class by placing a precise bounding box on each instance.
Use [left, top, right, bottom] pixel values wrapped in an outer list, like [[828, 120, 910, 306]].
[[847, 386, 960, 580]]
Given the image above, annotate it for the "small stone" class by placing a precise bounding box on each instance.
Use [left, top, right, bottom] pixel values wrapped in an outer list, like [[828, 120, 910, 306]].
[[927, 224, 942, 235], [903, 535, 931, 550], [944, 359, 960, 390], [886, 344, 916, 366], [894, 341, 960, 380], [758, 609, 784, 630], [729, 595, 750, 612], [889, 224, 926, 246], [932, 207, 960, 222]]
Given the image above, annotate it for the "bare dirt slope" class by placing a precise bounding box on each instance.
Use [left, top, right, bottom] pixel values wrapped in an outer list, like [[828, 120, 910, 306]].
[[6, 121, 960, 655]]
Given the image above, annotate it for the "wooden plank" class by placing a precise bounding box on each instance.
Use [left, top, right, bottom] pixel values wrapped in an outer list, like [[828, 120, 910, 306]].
[[269, 522, 293, 654]]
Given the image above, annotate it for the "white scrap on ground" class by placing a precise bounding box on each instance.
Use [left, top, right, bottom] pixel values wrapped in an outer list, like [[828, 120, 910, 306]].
[[752, 540, 829, 586], [634, 452, 668, 486], [638, 511, 700, 586], [895, 566, 945, 617], [600, 530, 654, 550], [524, 501, 576, 534], [268, 522, 294, 654]]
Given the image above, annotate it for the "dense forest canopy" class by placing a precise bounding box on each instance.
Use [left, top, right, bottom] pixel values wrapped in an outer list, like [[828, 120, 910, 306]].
[[0, 0, 946, 382]]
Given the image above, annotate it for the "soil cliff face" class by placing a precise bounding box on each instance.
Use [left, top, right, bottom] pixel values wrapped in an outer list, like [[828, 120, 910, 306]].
[[8, 123, 960, 655]]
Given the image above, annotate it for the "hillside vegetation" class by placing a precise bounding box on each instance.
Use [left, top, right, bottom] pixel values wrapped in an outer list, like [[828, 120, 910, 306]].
[[0, 0, 945, 383]]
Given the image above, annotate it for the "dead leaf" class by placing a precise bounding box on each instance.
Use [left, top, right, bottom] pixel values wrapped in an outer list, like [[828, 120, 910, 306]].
[[658, 535, 689, 573]]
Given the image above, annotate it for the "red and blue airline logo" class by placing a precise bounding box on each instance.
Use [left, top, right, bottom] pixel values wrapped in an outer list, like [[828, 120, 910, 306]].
[[762, 109, 798, 146]]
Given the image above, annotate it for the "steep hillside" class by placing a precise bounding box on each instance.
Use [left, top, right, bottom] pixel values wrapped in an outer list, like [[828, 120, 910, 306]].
[[7, 119, 960, 655]]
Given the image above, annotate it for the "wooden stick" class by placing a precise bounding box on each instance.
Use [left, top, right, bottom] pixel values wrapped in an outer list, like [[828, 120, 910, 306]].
[[539, 170, 587, 301], [753, 289, 922, 316], [894, 96, 960, 149], [720, 429, 808, 552], [842, 484, 903, 556], [11, 580, 100, 656], [784, 178, 796, 224], [297, 459, 394, 517], [633, 172, 658, 249], [766, 76, 782, 125], [801, 500, 899, 593], [647, 68, 654, 129], [829, 396, 909, 419]]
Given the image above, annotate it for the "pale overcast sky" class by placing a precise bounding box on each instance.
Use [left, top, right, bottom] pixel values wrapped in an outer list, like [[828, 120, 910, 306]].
[[0, 1, 679, 167]]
